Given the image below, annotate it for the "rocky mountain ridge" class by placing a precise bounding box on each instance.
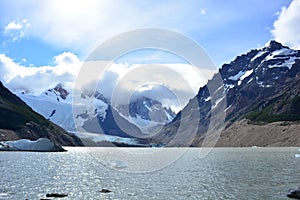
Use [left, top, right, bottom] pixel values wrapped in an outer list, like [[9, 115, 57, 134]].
[[146, 40, 300, 147]]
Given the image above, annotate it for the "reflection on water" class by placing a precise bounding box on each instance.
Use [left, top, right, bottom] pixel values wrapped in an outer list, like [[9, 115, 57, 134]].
[[0, 147, 299, 199]]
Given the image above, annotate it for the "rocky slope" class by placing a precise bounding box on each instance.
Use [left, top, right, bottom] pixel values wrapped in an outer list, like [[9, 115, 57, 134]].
[[0, 82, 82, 147], [146, 41, 300, 147], [216, 119, 300, 147]]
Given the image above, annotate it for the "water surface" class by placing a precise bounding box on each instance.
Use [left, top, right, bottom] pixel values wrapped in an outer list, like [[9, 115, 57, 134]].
[[0, 147, 299, 199]]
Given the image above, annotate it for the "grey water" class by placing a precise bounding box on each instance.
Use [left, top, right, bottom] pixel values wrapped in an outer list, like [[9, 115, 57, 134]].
[[0, 147, 299, 199]]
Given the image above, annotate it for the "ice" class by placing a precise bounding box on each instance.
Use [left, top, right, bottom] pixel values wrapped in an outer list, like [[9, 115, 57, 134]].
[[225, 84, 235, 90], [247, 77, 254, 84], [17, 90, 108, 132], [18, 92, 76, 131], [265, 48, 297, 61], [77, 132, 139, 145], [228, 69, 253, 86], [238, 69, 253, 86], [240, 69, 253, 81], [268, 56, 297, 69], [212, 96, 225, 109], [117, 112, 163, 134], [1, 138, 56, 151], [204, 96, 211, 102], [228, 71, 245, 81], [251, 51, 267, 62], [129, 114, 163, 133], [165, 110, 174, 122]]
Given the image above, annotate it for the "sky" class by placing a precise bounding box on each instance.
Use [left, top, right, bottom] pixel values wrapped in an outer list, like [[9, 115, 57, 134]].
[[0, 0, 300, 110]]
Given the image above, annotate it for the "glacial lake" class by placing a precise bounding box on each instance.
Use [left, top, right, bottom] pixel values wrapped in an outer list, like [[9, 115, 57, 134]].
[[0, 147, 299, 199]]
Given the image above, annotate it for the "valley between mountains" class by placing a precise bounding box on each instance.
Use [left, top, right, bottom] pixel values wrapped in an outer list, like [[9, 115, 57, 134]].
[[1, 40, 299, 148]]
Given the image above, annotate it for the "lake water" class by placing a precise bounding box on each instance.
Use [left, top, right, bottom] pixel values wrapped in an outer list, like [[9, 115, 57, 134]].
[[0, 147, 299, 199]]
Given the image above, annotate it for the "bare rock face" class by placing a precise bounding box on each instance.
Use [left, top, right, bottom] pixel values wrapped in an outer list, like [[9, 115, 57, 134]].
[[53, 83, 69, 100]]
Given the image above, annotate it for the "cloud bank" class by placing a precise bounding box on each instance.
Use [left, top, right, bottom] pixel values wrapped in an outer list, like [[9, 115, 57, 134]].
[[272, 0, 300, 49], [0, 53, 214, 110], [0, 52, 81, 94]]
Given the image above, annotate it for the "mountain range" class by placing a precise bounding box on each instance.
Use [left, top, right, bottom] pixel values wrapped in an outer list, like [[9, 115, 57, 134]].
[[146, 40, 300, 147], [15, 84, 175, 142], [1, 40, 299, 147]]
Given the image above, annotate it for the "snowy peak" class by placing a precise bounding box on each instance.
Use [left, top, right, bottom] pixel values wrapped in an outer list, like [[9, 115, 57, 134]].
[[209, 40, 300, 113], [43, 83, 70, 102], [53, 84, 69, 100], [216, 41, 300, 112], [220, 40, 300, 92], [120, 96, 176, 123], [16, 86, 140, 138], [264, 40, 286, 52], [80, 90, 109, 104]]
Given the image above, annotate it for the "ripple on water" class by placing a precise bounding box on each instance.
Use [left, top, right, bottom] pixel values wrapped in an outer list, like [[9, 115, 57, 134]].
[[0, 147, 300, 199]]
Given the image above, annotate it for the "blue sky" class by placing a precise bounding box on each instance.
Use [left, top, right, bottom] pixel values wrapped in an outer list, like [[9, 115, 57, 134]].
[[0, 0, 298, 67], [0, 0, 299, 112]]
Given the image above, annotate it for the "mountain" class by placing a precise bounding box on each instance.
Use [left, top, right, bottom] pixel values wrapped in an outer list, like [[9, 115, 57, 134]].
[[16, 84, 78, 132], [145, 40, 300, 147], [0, 82, 82, 148], [16, 85, 175, 139], [127, 96, 175, 123], [116, 96, 176, 133]]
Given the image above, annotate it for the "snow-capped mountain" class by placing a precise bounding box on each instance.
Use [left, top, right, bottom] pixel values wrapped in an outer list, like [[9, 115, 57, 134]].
[[219, 40, 300, 117], [128, 97, 175, 123], [0, 82, 81, 147], [147, 40, 300, 146], [16, 84, 175, 139], [17, 84, 80, 132], [117, 96, 176, 133], [17, 85, 135, 137], [116, 96, 176, 135]]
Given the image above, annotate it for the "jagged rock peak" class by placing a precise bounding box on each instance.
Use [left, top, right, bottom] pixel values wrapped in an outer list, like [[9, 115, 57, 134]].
[[264, 40, 287, 52], [53, 83, 69, 100]]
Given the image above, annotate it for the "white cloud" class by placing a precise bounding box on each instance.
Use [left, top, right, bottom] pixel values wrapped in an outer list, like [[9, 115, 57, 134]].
[[0, 0, 210, 55], [54, 52, 81, 65], [272, 0, 300, 49], [0, 53, 216, 110], [5, 22, 22, 31], [3, 19, 30, 42], [0, 52, 81, 94], [97, 63, 215, 110]]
